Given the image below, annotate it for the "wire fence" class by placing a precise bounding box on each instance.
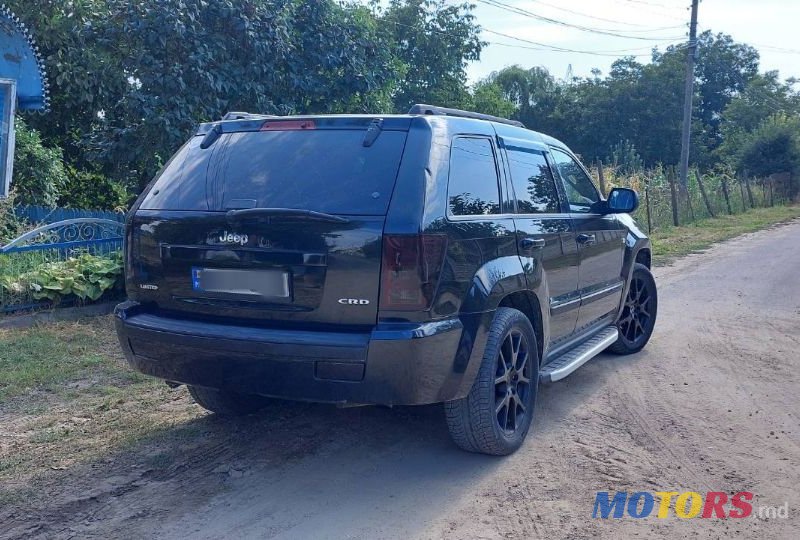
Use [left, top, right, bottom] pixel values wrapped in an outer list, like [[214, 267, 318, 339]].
[[594, 166, 794, 233]]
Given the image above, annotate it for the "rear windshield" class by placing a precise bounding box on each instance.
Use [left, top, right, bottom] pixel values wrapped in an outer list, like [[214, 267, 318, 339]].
[[139, 128, 408, 215]]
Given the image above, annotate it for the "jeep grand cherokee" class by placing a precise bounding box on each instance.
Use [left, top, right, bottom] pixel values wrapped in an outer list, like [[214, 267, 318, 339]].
[[115, 105, 657, 455]]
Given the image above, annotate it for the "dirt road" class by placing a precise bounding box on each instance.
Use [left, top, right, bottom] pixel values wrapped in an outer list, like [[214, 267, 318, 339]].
[[3, 221, 800, 539]]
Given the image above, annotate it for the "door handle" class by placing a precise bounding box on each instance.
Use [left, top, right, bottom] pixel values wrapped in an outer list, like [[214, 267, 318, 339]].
[[577, 233, 596, 246], [519, 238, 546, 250]]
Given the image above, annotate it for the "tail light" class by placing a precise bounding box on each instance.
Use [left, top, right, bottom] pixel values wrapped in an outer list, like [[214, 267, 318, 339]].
[[380, 234, 447, 311], [260, 120, 316, 131], [124, 222, 140, 292]]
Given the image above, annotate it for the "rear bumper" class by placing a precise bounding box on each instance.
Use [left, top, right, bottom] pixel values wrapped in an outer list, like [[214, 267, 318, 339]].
[[114, 301, 489, 406]]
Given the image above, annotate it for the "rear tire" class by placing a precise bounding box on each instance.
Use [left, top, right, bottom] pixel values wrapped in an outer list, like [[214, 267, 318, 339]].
[[445, 308, 539, 456], [188, 385, 272, 416], [608, 263, 658, 354]]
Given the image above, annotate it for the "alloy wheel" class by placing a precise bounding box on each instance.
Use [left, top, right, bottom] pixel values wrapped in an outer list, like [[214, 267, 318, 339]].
[[619, 276, 653, 345], [494, 329, 532, 435]]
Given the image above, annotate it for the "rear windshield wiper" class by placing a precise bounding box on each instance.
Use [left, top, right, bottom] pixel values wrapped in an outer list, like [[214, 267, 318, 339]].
[[226, 208, 350, 224]]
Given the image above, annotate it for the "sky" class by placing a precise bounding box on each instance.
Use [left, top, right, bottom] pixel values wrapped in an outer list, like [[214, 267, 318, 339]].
[[448, 0, 800, 83]]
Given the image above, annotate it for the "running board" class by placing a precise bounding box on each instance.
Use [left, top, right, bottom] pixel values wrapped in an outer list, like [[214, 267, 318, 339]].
[[540, 327, 619, 383]]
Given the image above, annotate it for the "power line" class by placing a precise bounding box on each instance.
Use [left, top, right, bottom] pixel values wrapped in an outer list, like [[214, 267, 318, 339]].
[[619, 0, 683, 9], [524, 0, 687, 31], [729, 71, 794, 113], [607, 0, 688, 22], [487, 41, 673, 58], [386, 18, 683, 59], [748, 43, 800, 55], [477, 0, 686, 41], [484, 28, 683, 57]]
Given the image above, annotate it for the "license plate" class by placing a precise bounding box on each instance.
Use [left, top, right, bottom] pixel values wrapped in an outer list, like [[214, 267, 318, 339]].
[[191, 267, 290, 298]]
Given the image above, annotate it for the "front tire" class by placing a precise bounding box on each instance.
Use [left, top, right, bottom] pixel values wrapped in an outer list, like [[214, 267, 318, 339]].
[[188, 385, 273, 416], [445, 308, 539, 456], [608, 263, 658, 354]]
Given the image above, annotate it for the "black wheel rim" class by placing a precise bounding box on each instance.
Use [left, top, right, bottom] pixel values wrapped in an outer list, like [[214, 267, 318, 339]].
[[619, 276, 653, 345], [494, 329, 532, 435]]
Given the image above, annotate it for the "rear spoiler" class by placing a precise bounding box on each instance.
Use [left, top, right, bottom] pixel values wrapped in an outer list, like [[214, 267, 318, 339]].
[[196, 115, 412, 137]]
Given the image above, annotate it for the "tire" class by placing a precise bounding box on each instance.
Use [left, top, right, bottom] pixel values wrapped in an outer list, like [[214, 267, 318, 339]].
[[608, 262, 658, 355], [445, 307, 540, 456], [187, 385, 272, 416]]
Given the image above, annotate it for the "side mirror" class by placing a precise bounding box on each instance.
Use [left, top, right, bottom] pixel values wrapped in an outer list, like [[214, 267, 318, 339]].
[[605, 187, 639, 214]]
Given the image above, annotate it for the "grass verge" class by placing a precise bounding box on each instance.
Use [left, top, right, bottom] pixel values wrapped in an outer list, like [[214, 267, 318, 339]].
[[650, 205, 800, 264], [0, 317, 201, 490]]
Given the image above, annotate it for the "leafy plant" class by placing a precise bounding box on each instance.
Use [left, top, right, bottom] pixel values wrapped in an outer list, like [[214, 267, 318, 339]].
[[0, 252, 123, 304], [11, 118, 69, 207], [0, 190, 31, 245]]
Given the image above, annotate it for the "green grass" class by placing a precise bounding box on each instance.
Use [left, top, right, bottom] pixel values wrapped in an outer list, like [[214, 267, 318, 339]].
[[650, 205, 800, 264], [0, 317, 201, 487], [0, 318, 141, 401]]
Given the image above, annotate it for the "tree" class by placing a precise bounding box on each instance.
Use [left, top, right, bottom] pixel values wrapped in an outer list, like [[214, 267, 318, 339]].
[[489, 65, 561, 131], [11, 0, 403, 191], [470, 80, 515, 118], [736, 114, 800, 199], [382, 0, 483, 112], [93, 0, 402, 189], [12, 118, 68, 207], [6, 0, 126, 172], [694, 31, 760, 158], [717, 72, 800, 166]]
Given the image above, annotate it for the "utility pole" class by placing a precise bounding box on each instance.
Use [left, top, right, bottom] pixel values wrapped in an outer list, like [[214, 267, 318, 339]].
[[678, 0, 699, 187]]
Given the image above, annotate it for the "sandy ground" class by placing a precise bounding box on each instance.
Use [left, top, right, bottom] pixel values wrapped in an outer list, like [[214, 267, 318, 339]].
[[2, 220, 800, 539]]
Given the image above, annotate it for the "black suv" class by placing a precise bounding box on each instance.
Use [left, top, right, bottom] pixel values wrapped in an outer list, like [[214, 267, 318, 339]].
[[115, 105, 657, 455]]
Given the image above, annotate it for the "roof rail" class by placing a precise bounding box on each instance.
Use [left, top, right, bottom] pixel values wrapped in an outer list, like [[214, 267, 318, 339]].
[[407, 104, 525, 128], [222, 111, 281, 121]]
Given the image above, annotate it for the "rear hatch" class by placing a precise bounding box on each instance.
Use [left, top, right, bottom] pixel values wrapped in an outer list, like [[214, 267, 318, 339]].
[[128, 116, 410, 328]]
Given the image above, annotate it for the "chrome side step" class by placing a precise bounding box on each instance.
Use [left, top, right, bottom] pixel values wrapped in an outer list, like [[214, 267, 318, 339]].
[[540, 327, 618, 383]]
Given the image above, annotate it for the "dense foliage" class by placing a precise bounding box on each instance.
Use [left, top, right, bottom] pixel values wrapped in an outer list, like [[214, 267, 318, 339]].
[[481, 31, 799, 195], [0, 252, 123, 305], [11, 118, 68, 207], [5, 1, 800, 207]]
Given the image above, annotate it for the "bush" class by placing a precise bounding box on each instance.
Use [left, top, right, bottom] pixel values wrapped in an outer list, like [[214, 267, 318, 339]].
[[11, 117, 68, 207], [58, 167, 131, 211], [737, 114, 800, 200], [0, 190, 30, 244]]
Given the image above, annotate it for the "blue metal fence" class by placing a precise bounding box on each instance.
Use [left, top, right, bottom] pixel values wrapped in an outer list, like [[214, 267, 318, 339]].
[[1, 216, 125, 313]]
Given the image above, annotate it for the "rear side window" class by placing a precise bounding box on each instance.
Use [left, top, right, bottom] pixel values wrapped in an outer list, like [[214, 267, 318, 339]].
[[448, 137, 501, 216], [139, 129, 408, 215], [506, 147, 560, 214]]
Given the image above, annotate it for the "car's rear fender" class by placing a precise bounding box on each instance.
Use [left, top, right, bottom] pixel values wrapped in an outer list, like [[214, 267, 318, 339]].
[[451, 255, 547, 397]]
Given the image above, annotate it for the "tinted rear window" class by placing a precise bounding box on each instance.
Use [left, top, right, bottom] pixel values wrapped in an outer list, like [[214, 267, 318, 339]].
[[447, 137, 501, 216], [139, 129, 408, 215]]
